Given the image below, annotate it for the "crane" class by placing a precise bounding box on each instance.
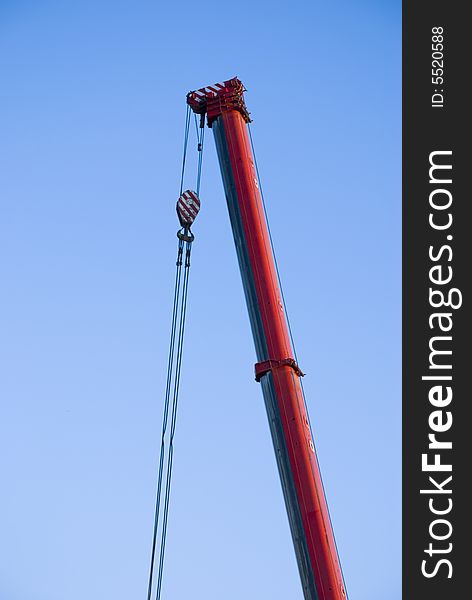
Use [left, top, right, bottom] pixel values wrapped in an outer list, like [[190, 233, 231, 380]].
[[186, 77, 347, 600], [147, 77, 347, 600]]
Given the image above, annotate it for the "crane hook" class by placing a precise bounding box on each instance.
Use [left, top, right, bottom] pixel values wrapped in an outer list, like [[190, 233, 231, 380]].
[[176, 189, 200, 242]]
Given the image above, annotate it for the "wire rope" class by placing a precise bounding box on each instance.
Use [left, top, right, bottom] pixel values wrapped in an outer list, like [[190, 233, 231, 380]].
[[146, 103, 203, 600], [154, 242, 192, 600], [146, 239, 184, 600]]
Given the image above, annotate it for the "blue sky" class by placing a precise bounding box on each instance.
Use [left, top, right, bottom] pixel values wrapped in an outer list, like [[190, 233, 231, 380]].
[[0, 1, 400, 599]]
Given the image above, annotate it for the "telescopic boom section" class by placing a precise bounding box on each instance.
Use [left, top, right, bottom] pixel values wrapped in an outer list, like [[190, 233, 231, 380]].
[[187, 78, 346, 600]]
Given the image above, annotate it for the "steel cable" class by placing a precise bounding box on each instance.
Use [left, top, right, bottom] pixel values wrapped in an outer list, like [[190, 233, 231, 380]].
[[154, 243, 192, 600], [179, 106, 192, 196], [146, 103, 201, 600], [146, 240, 184, 600], [196, 125, 205, 196]]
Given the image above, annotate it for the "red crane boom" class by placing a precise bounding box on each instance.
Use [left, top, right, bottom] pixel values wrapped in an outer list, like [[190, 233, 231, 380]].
[[187, 78, 346, 600]]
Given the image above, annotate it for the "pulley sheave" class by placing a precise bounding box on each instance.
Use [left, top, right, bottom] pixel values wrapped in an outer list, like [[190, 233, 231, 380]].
[[177, 189, 201, 229]]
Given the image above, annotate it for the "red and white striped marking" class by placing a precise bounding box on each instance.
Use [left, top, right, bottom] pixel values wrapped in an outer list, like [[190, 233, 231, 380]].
[[177, 190, 201, 227], [192, 81, 226, 103]]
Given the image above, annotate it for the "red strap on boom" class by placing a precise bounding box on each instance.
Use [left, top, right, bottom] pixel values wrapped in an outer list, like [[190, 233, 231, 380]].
[[255, 358, 305, 382]]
